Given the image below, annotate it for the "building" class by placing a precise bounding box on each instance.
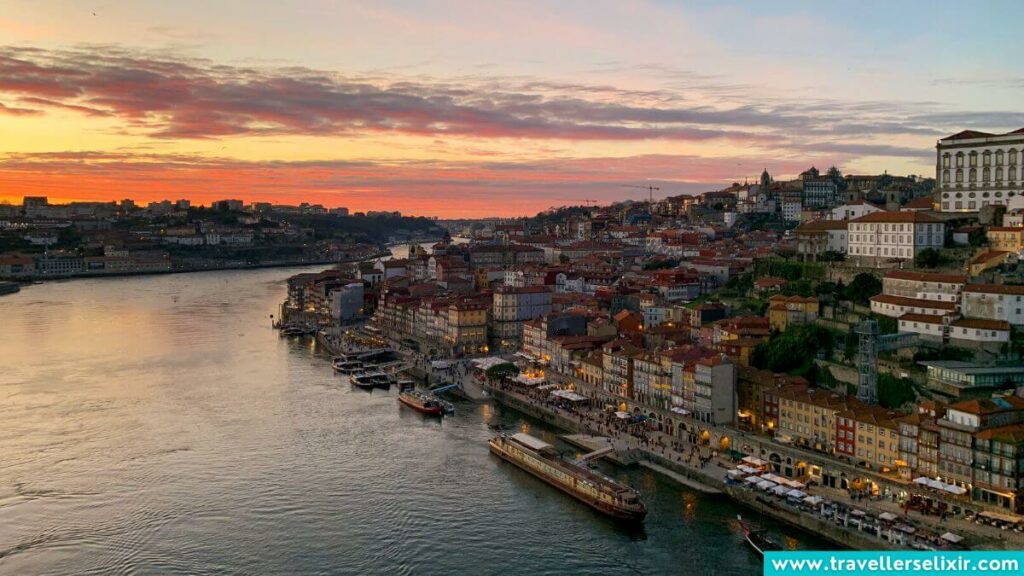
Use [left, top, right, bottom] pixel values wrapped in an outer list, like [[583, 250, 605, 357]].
[[869, 294, 957, 319], [936, 128, 1024, 213], [692, 355, 736, 426], [881, 270, 966, 302], [492, 286, 552, 351], [831, 200, 883, 221], [330, 282, 365, 322], [921, 362, 1024, 400], [961, 284, 1024, 326], [847, 212, 945, 266], [937, 396, 1024, 513], [767, 295, 819, 331], [446, 300, 490, 355], [987, 227, 1024, 254], [835, 404, 902, 473], [794, 220, 848, 261]]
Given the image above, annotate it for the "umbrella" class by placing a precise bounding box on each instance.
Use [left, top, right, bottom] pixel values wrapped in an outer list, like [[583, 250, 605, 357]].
[[941, 532, 963, 544], [757, 480, 777, 491], [744, 475, 761, 484], [803, 496, 823, 506], [786, 489, 806, 499], [770, 485, 790, 496], [879, 512, 898, 522], [913, 476, 929, 485]]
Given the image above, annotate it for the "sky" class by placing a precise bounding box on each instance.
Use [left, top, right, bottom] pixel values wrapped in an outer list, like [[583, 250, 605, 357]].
[[1, 1, 1023, 218]]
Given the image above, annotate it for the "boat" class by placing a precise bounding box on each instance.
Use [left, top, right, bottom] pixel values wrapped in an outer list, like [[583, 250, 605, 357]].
[[0, 281, 20, 296], [489, 433, 647, 522], [367, 371, 395, 388], [737, 515, 782, 556], [350, 372, 379, 390], [398, 390, 445, 415], [332, 360, 364, 374]]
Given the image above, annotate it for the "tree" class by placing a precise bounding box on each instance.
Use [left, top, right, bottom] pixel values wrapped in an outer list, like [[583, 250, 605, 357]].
[[878, 374, 916, 410], [485, 362, 518, 381], [842, 273, 881, 306], [914, 248, 943, 269], [751, 325, 835, 374]]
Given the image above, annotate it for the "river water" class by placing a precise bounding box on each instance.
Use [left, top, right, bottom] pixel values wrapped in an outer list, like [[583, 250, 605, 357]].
[[0, 267, 823, 575]]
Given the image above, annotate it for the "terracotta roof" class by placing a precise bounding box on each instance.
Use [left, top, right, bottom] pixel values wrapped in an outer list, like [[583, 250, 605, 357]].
[[963, 283, 1024, 295], [850, 211, 940, 224], [870, 294, 957, 310], [948, 396, 1024, 416], [902, 197, 935, 210], [950, 318, 1010, 331], [884, 270, 967, 284], [898, 313, 947, 325], [975, 423, 1024, 443], [795, 220, 848, 232], [988, 227, 1024, 233]]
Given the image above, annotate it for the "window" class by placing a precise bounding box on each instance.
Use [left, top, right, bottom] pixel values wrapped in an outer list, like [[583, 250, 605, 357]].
[[956, 169, 963, 183], [956, 152, 964, 168], [943, 154, 951, 168], [983, 150, 991, 166], [970, 167, 977, 182], [982, 168, 989, 182], [996, 167, 1003, 181], [996, 150, 1004, 165], [1010, 149, 1018, 165]]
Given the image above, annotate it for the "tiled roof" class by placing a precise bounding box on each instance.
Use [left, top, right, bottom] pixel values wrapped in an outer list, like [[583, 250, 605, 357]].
[[963, 283, 1024, 295], [898, 313, 947, 325], [850, 211, 940, 224], [884, 270, 967, 284], [870, 294, 957, 310], [950, 318, 1010, 331]]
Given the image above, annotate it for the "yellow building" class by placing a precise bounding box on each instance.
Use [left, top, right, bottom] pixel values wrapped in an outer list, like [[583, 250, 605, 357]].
[[987, 226, 1024, 253], [776, 387, 850, 453], [446, 300, 489, 354], [767, 295, 820, 332], [836, 404, 902, 474]]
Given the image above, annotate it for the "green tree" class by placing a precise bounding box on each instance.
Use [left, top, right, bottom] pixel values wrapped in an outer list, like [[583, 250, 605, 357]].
[[485, 362, 518, 381], [878, 374, 916, 409], [842, 273, 881, 306], [914, 248, 943, 269]]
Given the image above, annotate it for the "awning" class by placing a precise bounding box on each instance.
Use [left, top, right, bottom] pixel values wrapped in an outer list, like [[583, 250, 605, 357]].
[[941, 532, 963, 544], [737, 465, 760, 474], [879, 512, 898, 522], [896, 524, 916, 534], [514, 374, 545, 386], [757, 480, 777, 491], [614, 411, 632, 419], [741, 456, 768, 467], [850, 509, 866, 517], [670, 406, 690, 416], [727, 469, 746, 479], [472, 357, 509, 371], [550, 389, 587, 402], [744, 475, 762, 484], [786, 489, 807, 499], [979, 511, 1021, 524], [770, 485, 789, 496], [803, 496, 823, 506], [913, 476, 929, 485]]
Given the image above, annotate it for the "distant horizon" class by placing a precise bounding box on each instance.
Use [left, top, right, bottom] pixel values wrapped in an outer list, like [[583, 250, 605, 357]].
[[2, 1, 1022, 217]]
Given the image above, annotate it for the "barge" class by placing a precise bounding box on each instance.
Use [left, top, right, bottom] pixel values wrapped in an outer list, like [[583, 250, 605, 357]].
[[489, 433, 646, 522]]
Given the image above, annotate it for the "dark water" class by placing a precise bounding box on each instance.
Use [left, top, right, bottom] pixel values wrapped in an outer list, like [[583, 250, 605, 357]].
[[0, 268, 822, 575]]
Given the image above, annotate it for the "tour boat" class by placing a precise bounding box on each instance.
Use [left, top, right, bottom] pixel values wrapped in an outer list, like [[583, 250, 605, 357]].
[[332, 360, 364, 374], [398, 390, 445, 415], [489, 433, 647, 522], [350, 372, 379, 390], [737, 515, 782, 556]]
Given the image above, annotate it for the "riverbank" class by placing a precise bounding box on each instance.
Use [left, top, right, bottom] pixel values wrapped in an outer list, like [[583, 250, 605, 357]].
[[3, 250, 391, 283], [486, 386, 912, 551]]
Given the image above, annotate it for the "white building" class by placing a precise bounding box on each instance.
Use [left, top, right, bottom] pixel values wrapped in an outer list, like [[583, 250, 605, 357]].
[[870, 294, 957, 318], [847, 212, 945, 266], [960, 284, 1024, 327], [936, 128, 1024, 213], [831, 200, 884, 221]]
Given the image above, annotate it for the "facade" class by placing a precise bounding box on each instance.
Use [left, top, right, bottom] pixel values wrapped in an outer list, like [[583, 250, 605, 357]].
[[881, 270, 966, 301], [692, 355, 736, 426], [936, 129, 1024, 213], [987, 227, 1024, 254], [492, 286, 553, 350], [961, 284, 1024, 326], [847, 212, 945, 265], [794, 220, 848, 261], [766, 295, 819, 331], [869, 294, 957, 318]]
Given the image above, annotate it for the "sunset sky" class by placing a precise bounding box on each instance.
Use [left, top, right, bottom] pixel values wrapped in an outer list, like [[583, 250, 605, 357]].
[[1, 1, 1023, 217]]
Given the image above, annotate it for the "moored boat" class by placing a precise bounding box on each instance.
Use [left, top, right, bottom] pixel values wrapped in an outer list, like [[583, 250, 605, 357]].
[[350, 372, 379, 390], [489, 433, 646, 522], [737, 515, 782, 556], [398, 390, 445, 415], [332, 359, 364, 374]]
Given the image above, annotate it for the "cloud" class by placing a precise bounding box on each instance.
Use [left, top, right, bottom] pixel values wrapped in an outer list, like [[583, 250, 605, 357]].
[[0, 100, 42, 116], [0, 44, 1000, 146]]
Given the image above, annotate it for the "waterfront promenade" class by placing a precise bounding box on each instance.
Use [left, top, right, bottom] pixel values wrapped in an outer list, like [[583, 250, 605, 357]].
[[480, 377, 1024, 551]]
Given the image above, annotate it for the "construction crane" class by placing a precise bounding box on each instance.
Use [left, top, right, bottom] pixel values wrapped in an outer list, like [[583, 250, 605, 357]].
[[580, 198, 598, 207], [624, 184, 661, 203]]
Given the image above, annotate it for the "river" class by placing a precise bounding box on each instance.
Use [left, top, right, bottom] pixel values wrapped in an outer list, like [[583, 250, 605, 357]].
[[0, 267, 824, 575]]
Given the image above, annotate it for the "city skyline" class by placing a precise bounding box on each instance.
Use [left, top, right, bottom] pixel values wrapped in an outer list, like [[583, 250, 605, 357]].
[[2, 1, 1023, 217]]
